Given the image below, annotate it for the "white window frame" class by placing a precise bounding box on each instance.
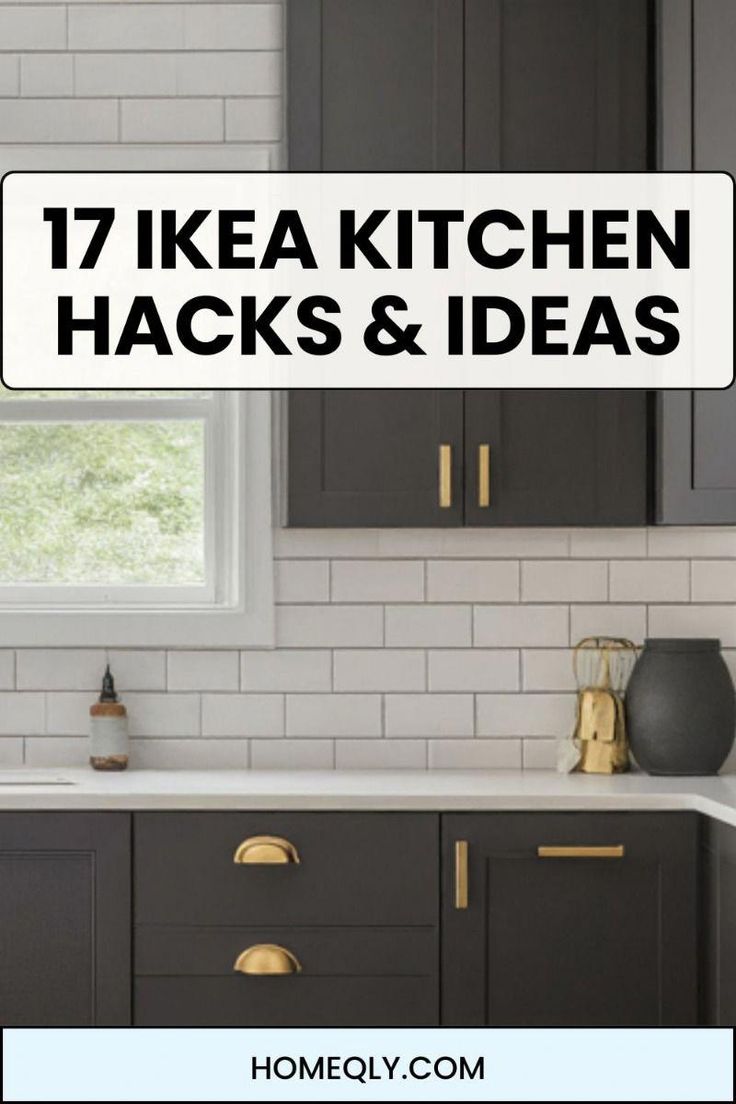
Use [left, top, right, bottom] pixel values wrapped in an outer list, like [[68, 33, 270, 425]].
[[0, 390, 274, 647]]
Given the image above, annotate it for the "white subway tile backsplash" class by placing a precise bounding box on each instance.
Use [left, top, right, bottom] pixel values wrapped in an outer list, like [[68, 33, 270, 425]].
[[24, 737, 87, 767], [183, 3, 283, 50], [522, 738, 558, 769], [125, 693, 200, 737], [336, 738, 426, 769], [648, 527, 736, 558], [275, 560, 330, 603], [0, 651, 14, 691], [276, 605, 383, 647], [333, 650, 425, 692], [522, 649, 576, 692], [68, 4, 185, 51], [474, 605, 568, 647], [107, 650, 167, 691], [332, 561, 424, 603], [274, 529, 382, 559], [0, 738, 23, 767], [225, 96, 281, 141], [427, 650, 519, 692], [569, 529, 648, 558], [0, 55, 19, 96], [175, 50, 281, 96], [202, 693, 283, 737], [121, 98, 223, 142], [386, 605, 471, 647], [610, 560, 690, 602], [0, 98, 118, 142], [569, 604, 647, 644], [378, 529, 570, 559], [45, 693, 90, 736], [250, 738, 334, 770], [648, 605, 736, 647], [17, 650, 105, 691], [428, 739, 522, 769], [75, 53, 178, 96], [0, 7, 66, 50], [385, 694, 474, 738], [168, 651, 239, 692], [20, 54, 74, 96], [130, 737, 247, 769], [241, 650, 332, 693], [286, 694, 381, 738], [691, 561, 736, 602], [522, 560, 608, 602], [426, 561, 519, 602], [477, 694, 575, 738]]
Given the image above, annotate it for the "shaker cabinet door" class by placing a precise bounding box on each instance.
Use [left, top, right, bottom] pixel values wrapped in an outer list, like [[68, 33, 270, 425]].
[[442, 813, 698, 1026], [464, 391, 649, 526], [288, 390, 464, 526], [658, 0, 736, 522], [0, 813, 131, 1026]]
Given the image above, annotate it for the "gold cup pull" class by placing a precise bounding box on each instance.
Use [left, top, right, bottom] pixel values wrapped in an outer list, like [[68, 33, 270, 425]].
[[478, 444, 491, 508], [233, 835, 300, 865], [537, 845, 625, 859], [439, 444, 452, 508], [234, 944, 302, 976], [454, 840, 469, 909]]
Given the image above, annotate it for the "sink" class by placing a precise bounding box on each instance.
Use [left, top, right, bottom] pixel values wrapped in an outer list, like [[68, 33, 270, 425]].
[[0, 771, 74, 786]]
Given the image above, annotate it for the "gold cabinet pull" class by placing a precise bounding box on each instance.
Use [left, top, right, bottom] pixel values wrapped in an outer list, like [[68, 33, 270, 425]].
[[439, 444, 452, 508], [233, 835, 300, 865], [478, 444, 491, 507], [454, 840, 469, 908], [537, 845, 625, 859], [234, 944, 302, 976]]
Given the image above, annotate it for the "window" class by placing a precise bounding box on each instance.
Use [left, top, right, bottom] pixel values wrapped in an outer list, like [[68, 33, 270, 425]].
[[0, 389, 273, 646]]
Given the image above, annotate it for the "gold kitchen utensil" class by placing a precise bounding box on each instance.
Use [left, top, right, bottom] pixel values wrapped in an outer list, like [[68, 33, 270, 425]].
[[571, 637, 637, 774]]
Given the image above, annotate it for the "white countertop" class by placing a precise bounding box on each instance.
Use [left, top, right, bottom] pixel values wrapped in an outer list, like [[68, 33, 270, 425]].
[[2, 768, 736, 826]]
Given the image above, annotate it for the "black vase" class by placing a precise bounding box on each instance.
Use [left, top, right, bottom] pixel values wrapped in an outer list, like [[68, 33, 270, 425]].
[[626, 639, 735, 776]]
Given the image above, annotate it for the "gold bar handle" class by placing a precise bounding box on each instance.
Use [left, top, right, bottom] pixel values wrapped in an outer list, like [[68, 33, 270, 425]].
[[439, 444, 452, 508], [455, 840, 469, 908], [537, 845, 625, 859], [478, 444, 491, 508]]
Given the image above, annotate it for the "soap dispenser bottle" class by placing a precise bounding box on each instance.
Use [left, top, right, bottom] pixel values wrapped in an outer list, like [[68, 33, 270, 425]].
[[89, 665, 129, 771]]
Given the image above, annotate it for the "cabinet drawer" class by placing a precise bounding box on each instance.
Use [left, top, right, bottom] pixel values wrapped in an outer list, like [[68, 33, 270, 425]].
[[134, 813, 437, 926], [135, 976, 436, 1026], [136, 925, 436, 978]]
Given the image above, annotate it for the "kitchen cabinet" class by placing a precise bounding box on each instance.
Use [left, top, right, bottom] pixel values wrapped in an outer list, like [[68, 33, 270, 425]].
[[286, 0, 652, 528], [134, 812, 439, 1026], [441, 813, 698, 1026], [658, 0, 736, 523], [702, 819, 736, 1025], [289, 390, 649, 526], [0, 813, 130, 1026], [288, 0, 649, 172]]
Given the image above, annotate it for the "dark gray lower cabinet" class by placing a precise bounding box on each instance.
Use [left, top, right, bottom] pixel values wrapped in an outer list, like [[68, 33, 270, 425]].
[[133, 812, 440, 1026], [702, 819, 736, 1025], [442, 813, 698, 1026], [0, 813, 131, 1026]]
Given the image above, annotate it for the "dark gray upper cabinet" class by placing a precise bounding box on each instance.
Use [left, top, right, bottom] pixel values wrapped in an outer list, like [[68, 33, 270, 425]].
[[464, 0, 650, 170], [442, 813, 699, 1027], [658, 0, 736, 523], [288, 390, 464, 526], [288, 0, 463, 171], [464, 391, 649, 525], [0, 813, 131, 1026], [286, 0, 652, 528]]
